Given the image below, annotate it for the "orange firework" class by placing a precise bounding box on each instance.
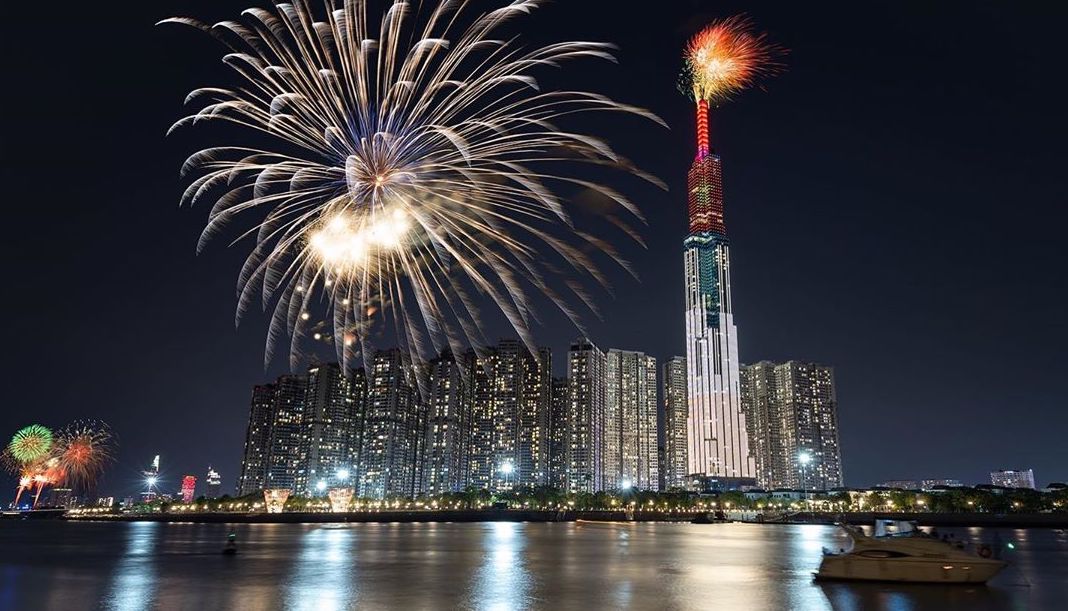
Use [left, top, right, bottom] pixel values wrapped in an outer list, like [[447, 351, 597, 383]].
[[682, 16, 782, 103], [54, 421, 114, 490]]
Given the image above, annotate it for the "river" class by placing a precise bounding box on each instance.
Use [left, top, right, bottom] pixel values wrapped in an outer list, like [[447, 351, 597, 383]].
[[1, 521, 1065, 610]]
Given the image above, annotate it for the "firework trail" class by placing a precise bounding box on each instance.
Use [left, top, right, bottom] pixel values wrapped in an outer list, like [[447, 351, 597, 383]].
[[161, 0, 664, 372]]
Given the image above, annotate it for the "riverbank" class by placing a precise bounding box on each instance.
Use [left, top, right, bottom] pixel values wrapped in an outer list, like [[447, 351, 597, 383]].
[[60, 509, 1068, 527]]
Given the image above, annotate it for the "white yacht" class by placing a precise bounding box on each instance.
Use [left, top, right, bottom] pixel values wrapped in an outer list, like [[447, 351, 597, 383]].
[[815, 521, 1007, 584]]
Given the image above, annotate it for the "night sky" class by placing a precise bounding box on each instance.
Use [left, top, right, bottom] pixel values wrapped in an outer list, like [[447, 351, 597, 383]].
[[4, 1, 1066, 499]]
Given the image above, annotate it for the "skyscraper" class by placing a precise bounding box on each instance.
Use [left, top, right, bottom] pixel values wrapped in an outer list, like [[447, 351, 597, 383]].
[[683, 99, 755, 486], [740, 361, 843, 490], [264, 375, 309, 493], [462, 341, 551, 492], [423, 350, 472, 495], [516, 346, 552, 489], [604, 350, 659, 490], [661, 356, 689, 490], [205, 466, 222, 499], [297, 363, 360, 495], [566, 338, 606, 493], [359, 350, 423, 499], [180, 475, 196, 503], [237, 383, 276, 495], [547, 377, 569, 490]]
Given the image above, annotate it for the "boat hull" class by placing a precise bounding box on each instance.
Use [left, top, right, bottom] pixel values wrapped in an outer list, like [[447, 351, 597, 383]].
[[815, 555, 1006, 584]]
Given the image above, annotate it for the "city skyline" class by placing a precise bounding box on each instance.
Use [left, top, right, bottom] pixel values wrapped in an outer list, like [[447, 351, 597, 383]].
[[3, 1, 1066, 494]]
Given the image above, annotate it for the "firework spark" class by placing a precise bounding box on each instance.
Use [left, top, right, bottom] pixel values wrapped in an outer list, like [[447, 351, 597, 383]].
[[7, 425, 53, 465], [161, 0, 664, 371], [54, 421, 115, 490], [681, 16, 782, 104]]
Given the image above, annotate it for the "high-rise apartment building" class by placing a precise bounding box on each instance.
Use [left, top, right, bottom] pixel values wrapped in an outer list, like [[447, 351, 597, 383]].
[[604, 350, 659, 490], [566, 338, 606, 493], [297, 363, 361, 494], [237, 384, 276, 495], [359, 350, 424, 499], [263, 375, 309, 492], [547, 377, 569, 490], [661, 356, 689, 490], [740, 361, 843, 490], [683, 100, 755, 486], [423, 350, 472, 495], [462, 341, 551, 492]]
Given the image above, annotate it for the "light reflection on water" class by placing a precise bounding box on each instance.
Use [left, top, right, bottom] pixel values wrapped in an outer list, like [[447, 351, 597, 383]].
[[104, 521, 159, 611], [0, 521, 1063, 610], [286, 527, 356, 611]]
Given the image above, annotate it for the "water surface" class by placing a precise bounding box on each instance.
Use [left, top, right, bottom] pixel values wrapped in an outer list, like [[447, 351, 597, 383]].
[[1, 521, 1064, 610]]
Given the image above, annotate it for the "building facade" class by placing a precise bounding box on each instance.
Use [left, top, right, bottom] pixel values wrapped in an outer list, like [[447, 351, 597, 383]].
[[547, 377, 569, 490], [604, 350, 659, 490], [180, 476, 196, 504], [237, 383, 277, 495], [661, 356, 689, 490], [296, 363, 362, 495], [205, 466, 222, 498], [359, 350, 424, 499], [683, 101, 755, 486], [423, 350, 472, 495], [566, 338, 607, 493], [740, 361, 843, 490], [990, 469, 1036, 489]]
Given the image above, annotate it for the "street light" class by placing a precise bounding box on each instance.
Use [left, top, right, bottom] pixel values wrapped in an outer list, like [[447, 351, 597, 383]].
[[798, 450, 814, 493], [620, 479, 633, 491], [336, 468, 350, 481], [316, 480, 328, 493]]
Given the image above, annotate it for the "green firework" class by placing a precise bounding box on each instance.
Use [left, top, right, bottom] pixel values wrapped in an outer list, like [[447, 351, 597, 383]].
[[8, 425, 53, 464]]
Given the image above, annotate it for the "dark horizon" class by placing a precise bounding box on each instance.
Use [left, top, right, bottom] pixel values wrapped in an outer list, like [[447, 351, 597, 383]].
[[3, 0, 1066, 498]]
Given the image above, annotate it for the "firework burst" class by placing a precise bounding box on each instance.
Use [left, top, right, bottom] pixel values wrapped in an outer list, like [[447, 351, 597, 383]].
[[6, 425, 54, 466], [161, 0, 664, 371], [680, 16, 782, 104], [54, 421, 115, 490]]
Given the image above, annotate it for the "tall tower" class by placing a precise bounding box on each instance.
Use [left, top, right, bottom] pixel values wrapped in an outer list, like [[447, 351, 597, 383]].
[[680, 17, 778, 487], [683, 99, 755, 484]]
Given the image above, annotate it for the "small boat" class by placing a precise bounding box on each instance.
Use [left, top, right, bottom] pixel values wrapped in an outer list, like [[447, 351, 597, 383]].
[[815, 521, 1006, 584], [691, 510, 731, 524], [222, 531, 238, 556]]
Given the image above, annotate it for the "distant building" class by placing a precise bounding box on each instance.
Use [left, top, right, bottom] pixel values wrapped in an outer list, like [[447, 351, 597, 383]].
[[881, 479, 962, 490], [604, 349, 659, 491], [96, 497, 114, 508], [990, 469, 1036, 490], [50, 488, 73, 508], [422, 350, 472, 495], [547, 377, 569, 489], [661, 356, 689, 490], [740, 361, 843, 490], [205, 467, 222, 499], [180, 476, 196, 503], [359, 350, 423, 499], [567, 338, 607, 493], [141, 455, 161, 502]]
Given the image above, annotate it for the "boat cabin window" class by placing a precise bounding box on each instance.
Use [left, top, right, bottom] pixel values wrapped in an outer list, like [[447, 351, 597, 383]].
[[857, 550, 912, 559]]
